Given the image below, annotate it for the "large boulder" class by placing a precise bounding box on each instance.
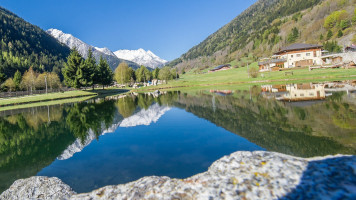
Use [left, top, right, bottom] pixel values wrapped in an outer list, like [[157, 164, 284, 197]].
[[1, 151, 355, 200]]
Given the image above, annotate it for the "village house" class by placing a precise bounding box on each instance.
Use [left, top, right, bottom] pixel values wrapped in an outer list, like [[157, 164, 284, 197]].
[[208, 64, 231, 73], [259, 43, 323, 71]]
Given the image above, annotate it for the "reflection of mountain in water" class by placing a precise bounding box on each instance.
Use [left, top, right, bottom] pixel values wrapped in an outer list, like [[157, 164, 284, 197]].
[[57, 103, 170, 160], [120, 103, 170, 127], [57, 113, 123, 160]]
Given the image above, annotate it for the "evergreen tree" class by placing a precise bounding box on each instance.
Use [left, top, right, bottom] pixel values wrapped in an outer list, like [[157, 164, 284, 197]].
[[0, 66, 6, 84], [287, 27, 299, 43], [62, 47, 83, 89], [337, 30, 343, 38], [97, 56, 113, 89], [80, 49, 96, 88], [319, 34, 324, 41], [128, 67, 136, 84], [152, 68, 160, 79], [327, 30, 333, 40], [13, 70, 22, 90]]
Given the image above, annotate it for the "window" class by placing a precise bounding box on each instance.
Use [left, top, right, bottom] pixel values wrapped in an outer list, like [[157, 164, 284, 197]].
[[314, 51, 317, 57], [306, 53, 311, 56], [297, 54, 301, 57], [300, 93, 304, 97], [309, 93, 314, 96], [291, 55, 293, 58]]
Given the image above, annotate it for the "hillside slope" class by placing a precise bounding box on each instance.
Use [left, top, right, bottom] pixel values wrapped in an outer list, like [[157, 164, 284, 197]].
[[169, 0, 356, 72], [0, 7, 70, 79]]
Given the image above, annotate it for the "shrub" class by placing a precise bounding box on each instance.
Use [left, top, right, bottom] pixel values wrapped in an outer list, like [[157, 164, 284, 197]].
[[248, 67, 259, 78]]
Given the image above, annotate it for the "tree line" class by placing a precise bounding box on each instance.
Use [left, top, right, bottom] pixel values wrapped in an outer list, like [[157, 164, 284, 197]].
[[1, 46, 179, 92], [114, 63, 179, 85]]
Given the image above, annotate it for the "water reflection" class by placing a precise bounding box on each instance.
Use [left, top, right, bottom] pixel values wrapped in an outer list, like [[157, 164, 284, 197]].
[[262, 81, 356, 101], [0, 84, 355, 193]]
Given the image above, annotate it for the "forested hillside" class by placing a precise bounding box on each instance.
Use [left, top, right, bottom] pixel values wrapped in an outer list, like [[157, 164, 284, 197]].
[[0, 7, 70, 82], [169, 0, 356, 72]]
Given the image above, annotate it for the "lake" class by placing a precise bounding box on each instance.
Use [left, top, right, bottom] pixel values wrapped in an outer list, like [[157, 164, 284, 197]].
[[1, 81, 355, 193]]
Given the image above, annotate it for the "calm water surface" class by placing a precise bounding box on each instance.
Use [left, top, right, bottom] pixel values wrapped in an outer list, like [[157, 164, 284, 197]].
[[1, 82, 355, 193]]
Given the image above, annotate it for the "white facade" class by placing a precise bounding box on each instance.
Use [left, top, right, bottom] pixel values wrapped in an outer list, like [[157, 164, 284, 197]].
[[279, 49, 322, 68]]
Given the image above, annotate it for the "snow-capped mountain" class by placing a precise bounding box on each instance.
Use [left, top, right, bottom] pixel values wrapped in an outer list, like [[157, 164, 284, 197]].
[[120, 103, 170, 127], [47, 28, 140, 70], [114, 48, 167, 69], [57, 103, 170, 160]]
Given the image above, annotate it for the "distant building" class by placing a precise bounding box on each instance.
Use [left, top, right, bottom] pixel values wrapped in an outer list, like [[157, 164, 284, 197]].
[[259, 43, 323, 71], [345, 45, 356, 52], [208, 64, 231, 73]]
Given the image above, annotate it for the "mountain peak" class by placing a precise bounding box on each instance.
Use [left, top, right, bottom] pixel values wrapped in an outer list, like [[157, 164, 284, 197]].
[[47, 28, 140, 70], [114, 49, 167, 69]]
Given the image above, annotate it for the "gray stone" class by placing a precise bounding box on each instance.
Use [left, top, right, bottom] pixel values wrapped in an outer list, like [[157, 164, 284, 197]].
[[1, 151, 355, 200], [0, 176, 75, 200]]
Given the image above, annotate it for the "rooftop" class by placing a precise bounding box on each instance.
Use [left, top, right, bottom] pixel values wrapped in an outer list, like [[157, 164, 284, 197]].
[[276, 43, 322, 54]]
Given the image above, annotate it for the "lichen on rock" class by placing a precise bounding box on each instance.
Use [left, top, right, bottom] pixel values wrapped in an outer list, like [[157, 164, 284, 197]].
[[1, 151, 355, 200]]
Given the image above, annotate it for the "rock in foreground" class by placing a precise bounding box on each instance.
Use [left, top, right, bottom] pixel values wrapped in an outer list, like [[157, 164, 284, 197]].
[[1, 151, 355, 200]]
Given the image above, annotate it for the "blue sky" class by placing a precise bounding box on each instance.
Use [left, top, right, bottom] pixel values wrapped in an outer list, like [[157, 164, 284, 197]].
[[0, 0, 256, 61]]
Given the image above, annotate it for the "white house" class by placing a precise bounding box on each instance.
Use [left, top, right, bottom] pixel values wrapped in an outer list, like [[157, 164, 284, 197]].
[[259, 43, 323, 71]]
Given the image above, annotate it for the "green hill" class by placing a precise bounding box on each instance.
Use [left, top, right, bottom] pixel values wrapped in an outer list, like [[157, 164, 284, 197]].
[[168, 0, 356, 72], [0, 7, 70, 81]]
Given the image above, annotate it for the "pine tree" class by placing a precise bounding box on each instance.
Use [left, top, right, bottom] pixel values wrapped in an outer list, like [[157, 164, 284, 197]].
[[319, 34, 324, 41], [327, 30, 333, 40], [97, 56, 113, 89], [152, 68, 160, 79], [0, 66, 6, 84], [337, 30, 343, 38], [80, 48, 96, 88], [13, 70, 22, 90], [62, 47, 83, 89]]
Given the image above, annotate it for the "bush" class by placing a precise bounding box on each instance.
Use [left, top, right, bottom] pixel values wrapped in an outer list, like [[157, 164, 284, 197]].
[[248, 67, 259, 78]]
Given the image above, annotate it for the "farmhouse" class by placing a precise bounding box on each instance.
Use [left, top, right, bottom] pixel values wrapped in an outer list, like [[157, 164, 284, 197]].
[[208, 64, 231, 73], [259, 43, 323, 71]]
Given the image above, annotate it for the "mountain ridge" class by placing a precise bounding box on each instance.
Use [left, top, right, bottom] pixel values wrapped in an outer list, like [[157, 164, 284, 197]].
[[0, 7, 70, 79], [168, 0, 355, 72], [47, 28, 141, 70], [114, 48, 167, 69]]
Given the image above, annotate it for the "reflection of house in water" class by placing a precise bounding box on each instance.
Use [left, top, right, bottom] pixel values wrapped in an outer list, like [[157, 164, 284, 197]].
[[261, 83, 326, 101]]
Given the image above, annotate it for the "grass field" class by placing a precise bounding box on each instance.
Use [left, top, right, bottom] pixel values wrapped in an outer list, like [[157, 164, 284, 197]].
[[0, 88, 128, 107], [136, 64, 356, 91]]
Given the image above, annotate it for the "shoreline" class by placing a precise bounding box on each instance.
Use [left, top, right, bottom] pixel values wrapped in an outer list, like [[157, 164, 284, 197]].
[[0, 89, 129, 111], [135, 73, 356, 92], [1, 151, 355, 199]]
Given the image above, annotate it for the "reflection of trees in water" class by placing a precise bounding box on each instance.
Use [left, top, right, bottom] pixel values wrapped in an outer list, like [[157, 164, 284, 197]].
[[0, 100, 117, 193], [169, 91, 356, 157]]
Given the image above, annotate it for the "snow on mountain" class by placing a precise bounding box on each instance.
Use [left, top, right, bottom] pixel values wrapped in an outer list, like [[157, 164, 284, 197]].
[[57, 103, 169, 160], [57, 115, 123, 160], [120, 103, 170, 127], [114, 48, 167, 69], [47, 28, 140, 70], [94, 47, 116, 57]]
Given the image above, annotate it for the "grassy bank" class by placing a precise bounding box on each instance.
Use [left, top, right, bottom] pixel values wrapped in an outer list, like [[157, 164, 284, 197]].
[[136, 65, 356, 91], [0, 88, 128, 107]]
